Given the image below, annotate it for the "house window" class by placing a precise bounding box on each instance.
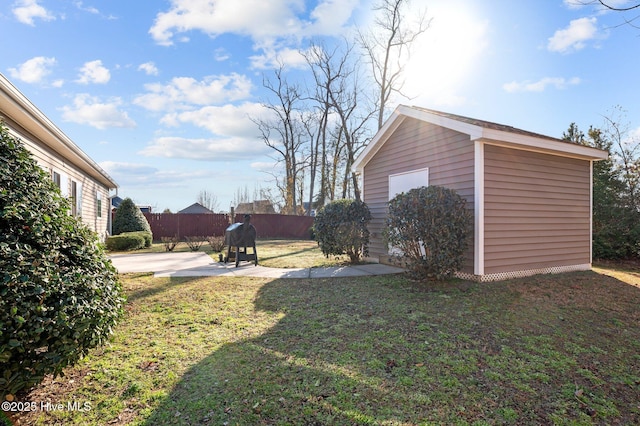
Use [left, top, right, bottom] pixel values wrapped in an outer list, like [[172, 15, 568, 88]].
[[70, 180, 82, 217], [96, 191, 102, 218], [52, 171, 61, 188]]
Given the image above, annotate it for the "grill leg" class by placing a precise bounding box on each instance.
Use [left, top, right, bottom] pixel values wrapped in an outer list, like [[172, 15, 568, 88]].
[[253, 244, 258, 266]]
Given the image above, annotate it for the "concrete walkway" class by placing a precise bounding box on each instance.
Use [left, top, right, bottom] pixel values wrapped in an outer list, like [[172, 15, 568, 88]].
[[109, 252, 405, 279]]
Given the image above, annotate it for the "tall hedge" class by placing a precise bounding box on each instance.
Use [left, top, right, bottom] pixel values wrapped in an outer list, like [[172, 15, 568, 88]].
[[314, 199, 372, 263], [112, 197, 151, 243], [384, 186, 472, 280], [0, 124, 125, 398]]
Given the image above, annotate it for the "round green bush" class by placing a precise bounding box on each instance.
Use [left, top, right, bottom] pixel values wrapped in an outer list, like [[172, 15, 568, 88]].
[[112, 197, 152, 245], [384, 185, 472, 280], [314, 199, 372, 263], [0, 125, 125, 398], [105, 232, 146, 251]]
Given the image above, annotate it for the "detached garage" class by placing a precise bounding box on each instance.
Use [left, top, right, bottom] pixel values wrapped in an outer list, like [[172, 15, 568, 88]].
[[353, 105, 608, 282]]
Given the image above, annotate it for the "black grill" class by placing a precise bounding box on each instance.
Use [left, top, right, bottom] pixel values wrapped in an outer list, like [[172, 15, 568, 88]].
[[224, 215, 258, 267]]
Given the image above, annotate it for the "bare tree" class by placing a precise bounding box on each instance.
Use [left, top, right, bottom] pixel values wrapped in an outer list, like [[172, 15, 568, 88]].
[[573, 1, 640, 28], [602, 106, 640, 212], [303, 41, 375, 202], [253, 65, 308, 215], [359, 0, 430, 130], [197, 189, 219, 212], [596, 1, 640, 11]]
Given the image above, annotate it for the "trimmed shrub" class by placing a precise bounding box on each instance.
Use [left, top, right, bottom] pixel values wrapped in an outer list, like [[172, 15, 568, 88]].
[[105, 233, 146, 251], [384, 186, 472, 280], [207, 235, 225, 252], [314, 199, 372, 263], [0, 125, 125, 398], [184, 236, 205, 251], [112, 197, 151, 244], [161, 236, 180, 252], [129, 230, 152, 248]]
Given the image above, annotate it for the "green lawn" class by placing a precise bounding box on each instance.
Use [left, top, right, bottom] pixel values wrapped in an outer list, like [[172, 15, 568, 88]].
[[7, 245, 640, 425]]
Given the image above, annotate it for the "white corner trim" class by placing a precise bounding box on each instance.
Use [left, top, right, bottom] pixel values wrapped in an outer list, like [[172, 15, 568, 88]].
[[474, 140, 484, 276], [590, 160, 594, 262]]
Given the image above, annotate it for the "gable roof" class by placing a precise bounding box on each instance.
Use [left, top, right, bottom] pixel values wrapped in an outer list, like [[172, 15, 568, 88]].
[[0, 73, 118, 189], [178, 202, 214, 214], [353, 105, 608, 172]]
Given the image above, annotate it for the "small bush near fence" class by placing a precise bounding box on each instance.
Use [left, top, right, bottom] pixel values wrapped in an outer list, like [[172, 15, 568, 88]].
[[106, 232, 147, 251], [161, 236, 180, 252], [184, 236, 206, 251], [207, 236, 225, 252]]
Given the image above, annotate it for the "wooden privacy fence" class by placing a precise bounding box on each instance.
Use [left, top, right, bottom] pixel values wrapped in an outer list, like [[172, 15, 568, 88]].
[[143, 213, 314, 241]]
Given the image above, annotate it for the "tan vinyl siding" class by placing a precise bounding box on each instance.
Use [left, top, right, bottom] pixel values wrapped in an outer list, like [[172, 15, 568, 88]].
[[483, 144, 591, 274], [5, 121, 111, 239], [362, 117, 475, 273]]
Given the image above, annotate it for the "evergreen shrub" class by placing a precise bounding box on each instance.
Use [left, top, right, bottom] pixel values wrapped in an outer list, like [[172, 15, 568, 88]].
[[112, 197, 151, 246], [0, 125, 124, 398], [384, 186, 472, 280], [314, 199, 371, 263], [105, 232, 147, 251]]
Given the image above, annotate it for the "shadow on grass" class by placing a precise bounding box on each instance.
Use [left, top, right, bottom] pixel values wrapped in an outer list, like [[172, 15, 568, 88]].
[[123, 273, 199, 304], [140, 271, 640, 425]]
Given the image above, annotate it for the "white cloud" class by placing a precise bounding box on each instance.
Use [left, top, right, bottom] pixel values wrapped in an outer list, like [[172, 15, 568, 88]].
[[148, 0, 359, 46], [12, 0, 55, 25], [139, 135, 269, 161], [214, 48, 230, 62], [149, 0, 297, 46], [61, 94, 136, 129], [250, 45, 308, 70], [162, 102, 268, 137], [74, 1, 99, 14], [548, 17, 600, 53], [76, 60, 111, 84], [100, 161, 220, 187], [562, 0, 584, 9], [503, 77, 582, 93], [100, 161, 158, 176], [133, 74, 252, 111], [140, 102, 271, 161], [304, 0, 361, 35], [8, 56, 56, 83], [138, 62, 159, 76], [250, 161, 278, 172]]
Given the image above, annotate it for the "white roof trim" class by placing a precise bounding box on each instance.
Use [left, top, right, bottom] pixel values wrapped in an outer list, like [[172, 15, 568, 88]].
[[353, 105, 608, 172], [0, 72, 118, 189]]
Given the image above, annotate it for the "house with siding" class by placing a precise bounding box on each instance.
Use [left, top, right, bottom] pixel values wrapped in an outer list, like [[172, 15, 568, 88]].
[[353, 105, 608, 282], [0, 73, 117, 239]]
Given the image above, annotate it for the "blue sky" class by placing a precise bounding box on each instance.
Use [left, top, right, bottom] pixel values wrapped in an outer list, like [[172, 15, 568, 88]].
[[1, 0, 639, 212]]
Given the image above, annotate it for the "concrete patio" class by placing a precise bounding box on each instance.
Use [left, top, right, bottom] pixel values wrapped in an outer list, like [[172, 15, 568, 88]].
[[109, 252, 405, 279]]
